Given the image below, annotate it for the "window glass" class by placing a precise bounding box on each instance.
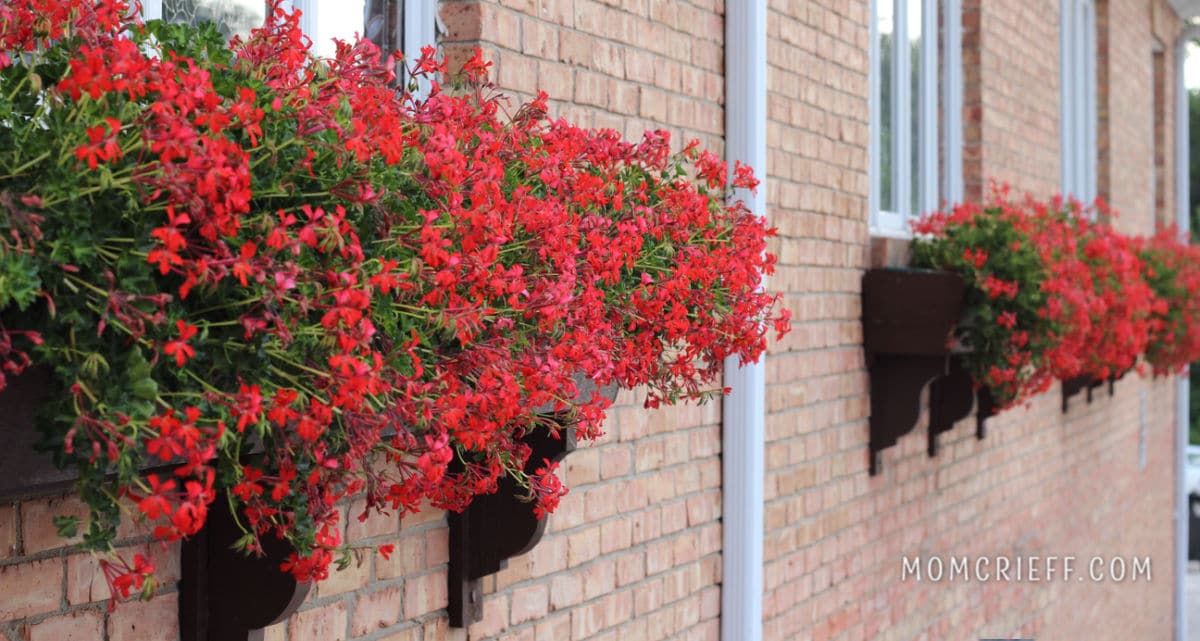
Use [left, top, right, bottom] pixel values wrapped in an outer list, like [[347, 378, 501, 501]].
[[307, 0, 368, 58], [877, 0, 896, 214], [908, 0, 923, 215], [161, 0, 265, 40]]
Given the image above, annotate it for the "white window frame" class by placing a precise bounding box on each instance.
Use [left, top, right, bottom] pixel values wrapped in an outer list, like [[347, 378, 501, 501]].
[[141, 0, 435, 68], [869, 0, 963, 236], [1060, 0, 1098, 202]]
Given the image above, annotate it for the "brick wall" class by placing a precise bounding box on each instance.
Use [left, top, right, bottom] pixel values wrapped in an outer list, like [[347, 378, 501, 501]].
[[0, 1, 1188, 640], [763, 0, 1179, 639]]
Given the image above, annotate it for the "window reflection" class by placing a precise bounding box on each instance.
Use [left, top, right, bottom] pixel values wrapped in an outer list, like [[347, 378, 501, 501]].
[[877, 0, 895, 213], [161, 0, 265, 41], [908, 0, 922, 215]]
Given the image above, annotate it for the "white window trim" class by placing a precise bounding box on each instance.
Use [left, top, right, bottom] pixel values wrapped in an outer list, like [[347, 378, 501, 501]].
[[1060, 0, 1098, 202], [869, 0, 963, 237], [141, 0, 436, 64]]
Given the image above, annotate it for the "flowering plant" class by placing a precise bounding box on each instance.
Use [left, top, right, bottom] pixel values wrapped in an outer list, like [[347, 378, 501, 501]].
[[0, 1, 788, 598], [911, 192, 1057, 407], [913, 186, 1186, 410], [1047, 206, 1156, 381], [1137, 228, 1200, 374]]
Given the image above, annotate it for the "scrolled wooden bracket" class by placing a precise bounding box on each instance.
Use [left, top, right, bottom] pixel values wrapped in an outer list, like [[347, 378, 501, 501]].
[[180, 492, 310, 641], [448, 426, 576, 628], [927, 355, 975, 457], [862, 269, 966, 475], [868, 353, 950, 474], [975, 387, 996, 440], [1061, 375, 1104, 413]]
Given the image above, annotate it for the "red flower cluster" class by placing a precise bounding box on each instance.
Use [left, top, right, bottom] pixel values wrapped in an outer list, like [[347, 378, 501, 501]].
[[912, 186, 1189, 409], [0, 0, 788, 598], [1137, 228, 1200, 374]]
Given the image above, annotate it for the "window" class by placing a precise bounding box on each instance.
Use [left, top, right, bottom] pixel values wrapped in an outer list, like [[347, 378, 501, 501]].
[[1060, 0, 1097, 201], [870, 0, 962, 235], [141, 0, 434, 67], [1152, 43, 1166, 228]]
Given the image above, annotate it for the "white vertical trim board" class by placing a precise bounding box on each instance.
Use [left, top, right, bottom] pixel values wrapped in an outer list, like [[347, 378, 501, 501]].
[[142, 0, 162, 21], [723, 2, 767, 641], [1173, 27, 1199, 641], [403, 0, 437, 96]]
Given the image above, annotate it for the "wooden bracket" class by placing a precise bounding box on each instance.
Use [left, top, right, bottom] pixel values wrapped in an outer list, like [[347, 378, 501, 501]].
[[180, 493, 310, 641], [862, 269, 966, 475], [927, 356, 975, 457], [1061, 375, 1104, 413], [868, 353, 950, 474], [448, 427, 576, 627], [975, 387, 996, 440]]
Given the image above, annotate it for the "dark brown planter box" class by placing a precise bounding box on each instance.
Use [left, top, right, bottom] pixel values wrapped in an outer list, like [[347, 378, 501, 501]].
[[0, 366, 74, 500], [862, 268, 969, 474]]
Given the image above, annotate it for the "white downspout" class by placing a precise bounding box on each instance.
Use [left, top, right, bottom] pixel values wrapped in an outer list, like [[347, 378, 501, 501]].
[[1173, 27, 1194, 641], [723, 3, 767, 641]]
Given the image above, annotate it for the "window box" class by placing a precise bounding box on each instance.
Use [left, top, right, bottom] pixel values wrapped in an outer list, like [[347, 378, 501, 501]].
[[862, 268, 972, 474]]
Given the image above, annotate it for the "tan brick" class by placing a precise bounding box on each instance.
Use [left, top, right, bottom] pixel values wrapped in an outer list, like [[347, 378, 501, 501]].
[[582, 559, 616, 600], [0, 503, 16, 559], [439, 2, 482, 42], [467, 593, 508, 638], [288, 602, 347, 641], [107, 593, 179, 641], [317, 550, 370, 597], [402, 570, 448, 618], [510, 583, 549, 624], [25, 609, 102, 641], [566, 525, 600, 567], [351, 585, 402, 636], [522, 16, 559, 58], [376, 532, 424, 580], [21, 496, 88, 554], [570, 599, 606, 639], [424, 526, 449, 568], [0, 558, 61, 620], [66, 553, 109, 606], [377, 625, 422, 641], [345, 498, 399, 543], [534, 612, 572, 641], [549, 571, 583, 610]]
